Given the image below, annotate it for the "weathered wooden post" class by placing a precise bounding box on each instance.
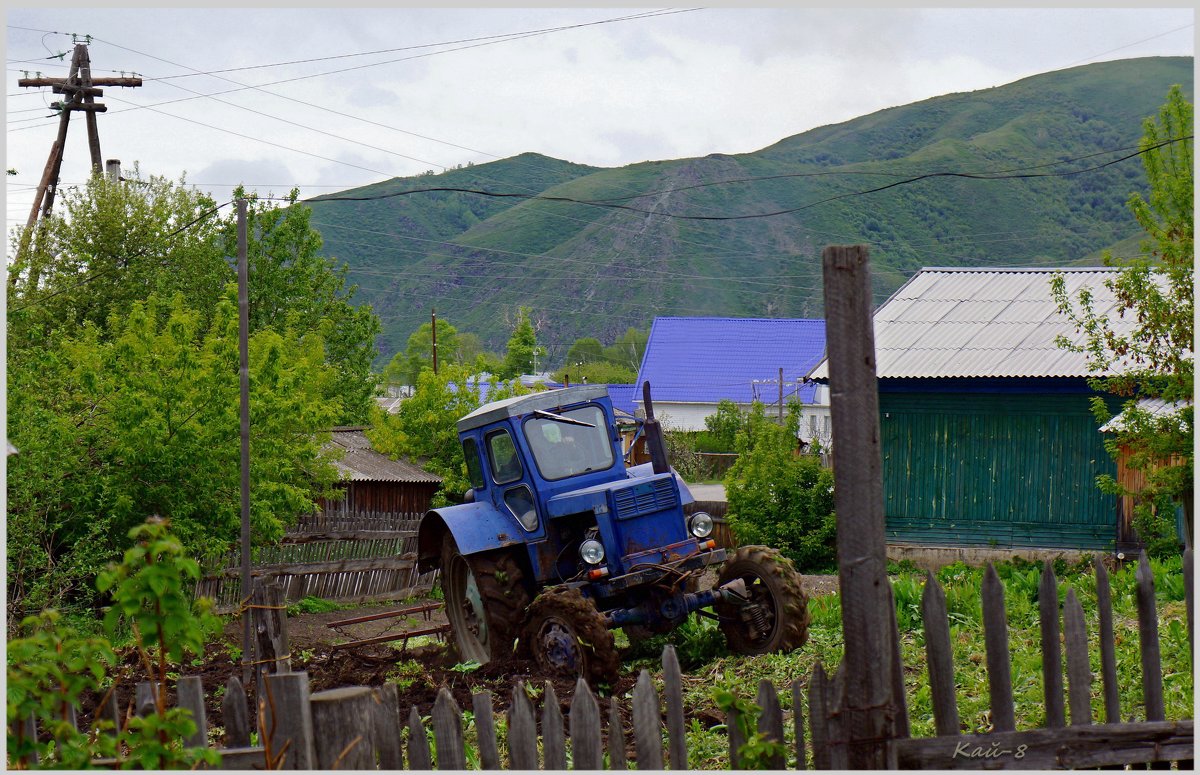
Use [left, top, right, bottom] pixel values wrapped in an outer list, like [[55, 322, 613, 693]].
[[265, 671, 316, 769], [821, 244, 896, 768], [309, 686, 375, 769]]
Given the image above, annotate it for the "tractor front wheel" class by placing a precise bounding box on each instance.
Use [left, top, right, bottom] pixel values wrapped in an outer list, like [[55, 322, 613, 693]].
[[521, 586, 620, 686], [714, 545, 809, 655], [440, 534, 530, 665]]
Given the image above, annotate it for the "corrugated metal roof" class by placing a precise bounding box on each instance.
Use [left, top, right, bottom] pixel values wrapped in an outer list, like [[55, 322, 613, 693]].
[[605, 384, 638, 416], [636, 317, 827, 405], [808, 267, 1138, 380], [326, 427, 442, 483]]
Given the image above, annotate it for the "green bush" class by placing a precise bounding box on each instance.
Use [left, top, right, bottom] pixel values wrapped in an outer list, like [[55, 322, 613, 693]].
[[723, 403, 836, 573]]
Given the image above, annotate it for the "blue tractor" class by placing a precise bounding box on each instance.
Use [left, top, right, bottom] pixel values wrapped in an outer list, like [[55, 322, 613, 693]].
[[416, 383, 809, 683]]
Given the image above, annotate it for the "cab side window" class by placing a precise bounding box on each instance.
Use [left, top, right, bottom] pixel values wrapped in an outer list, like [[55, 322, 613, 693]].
[[462, 437, 485, 489], [486, 430, 523, 484]]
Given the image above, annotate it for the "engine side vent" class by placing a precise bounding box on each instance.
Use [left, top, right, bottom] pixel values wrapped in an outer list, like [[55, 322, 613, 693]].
[[612, 477, 676, 521]]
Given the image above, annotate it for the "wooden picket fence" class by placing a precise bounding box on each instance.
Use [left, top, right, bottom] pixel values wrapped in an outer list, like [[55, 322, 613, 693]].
[[195, 511, 439, 613], [20, 545, 1191, 770]]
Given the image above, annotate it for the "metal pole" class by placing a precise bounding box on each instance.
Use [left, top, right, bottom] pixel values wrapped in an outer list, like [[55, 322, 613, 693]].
[[237, 199, 253, 687]]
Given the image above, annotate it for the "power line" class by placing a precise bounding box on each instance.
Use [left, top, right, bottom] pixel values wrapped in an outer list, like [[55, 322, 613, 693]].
[[8, 10, 695, 131], [300, 135, 1191, 221], [147, 10, 700, 82]]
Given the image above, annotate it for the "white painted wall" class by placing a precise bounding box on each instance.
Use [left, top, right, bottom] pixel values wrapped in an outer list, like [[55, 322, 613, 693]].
[[637, 384, 834, 449]]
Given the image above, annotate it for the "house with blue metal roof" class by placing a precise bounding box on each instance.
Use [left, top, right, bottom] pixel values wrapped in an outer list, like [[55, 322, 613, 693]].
[[807, 267, 1134, 553], [635, 317, 828, 442]]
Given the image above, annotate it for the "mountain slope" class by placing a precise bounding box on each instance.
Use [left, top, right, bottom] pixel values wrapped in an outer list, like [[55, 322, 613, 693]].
[[308, 57, 1193, 364]]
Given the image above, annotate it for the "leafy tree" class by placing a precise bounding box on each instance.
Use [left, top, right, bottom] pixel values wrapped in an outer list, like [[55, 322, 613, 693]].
[[704, 399, 747, 452], [1052, 86, 1193, 554], [6, 292, 341, 615], [369, 365, 527, 504], [8, 168, 227, 343], [224, 187, 381, 424], [603, 326, 649, 371], [552, 360, 637, 385], [565, 336, 605, 366], [500, 306, 545, 378], [724, 403, 836, 572], [385, 318, 462, 386], [9, 175, 381, 425]]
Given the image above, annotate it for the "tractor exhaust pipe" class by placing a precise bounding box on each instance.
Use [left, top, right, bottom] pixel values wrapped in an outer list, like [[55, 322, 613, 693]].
[[642, 380, 670, 475]]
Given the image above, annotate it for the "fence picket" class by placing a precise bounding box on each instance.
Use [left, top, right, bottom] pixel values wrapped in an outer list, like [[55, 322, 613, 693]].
[[569, 678, 603, 770], [807, 665, 829, 770], [543, 682, 567, 771], [176, 676, 207, 749], [982, 563, 1016, 732], [372, 683, 403, 770], [102, 689, 121, 736], [887, 580, 911, 738], [309, 686, 374, 770], [1062, 588, 1092, 726], [827, 664, 848, 770], [1186, 546, 1195, 644], [791, 679, 807, 770], [433, 687, 467, 770], [726, 699, 744, 771], [223, 676, 250, 748], [1038, 564, 1066, 728], [472, 691, 501, 770], [407, 705, 432, 770], [508, 682, 539, 770], [265, 671, 316, 770], [1136, 553, 1166, 723], [755, 679, 785, 770], [1093, 555, 1122, 723], [135, 681, 160, 717], [633, 669, 664, 770], [662, 645, 688, 769], [12, 716, 38, 766], [609, 697, 628, 770], [920, 572, 960, 736]]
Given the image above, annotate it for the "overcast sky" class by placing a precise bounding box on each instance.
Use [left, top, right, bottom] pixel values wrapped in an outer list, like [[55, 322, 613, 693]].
[[4, 6, 1194, 229]]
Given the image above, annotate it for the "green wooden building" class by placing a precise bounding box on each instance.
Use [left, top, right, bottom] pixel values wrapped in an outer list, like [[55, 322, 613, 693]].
[[810, 267, 1129, 552]]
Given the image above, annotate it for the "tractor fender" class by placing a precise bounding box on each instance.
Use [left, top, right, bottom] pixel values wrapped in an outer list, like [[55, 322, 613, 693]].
[[416, 501, 527, 572]]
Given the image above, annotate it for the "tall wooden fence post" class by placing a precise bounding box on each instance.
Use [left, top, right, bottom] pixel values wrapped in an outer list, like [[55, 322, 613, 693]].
[[821, 243, 896, 767]]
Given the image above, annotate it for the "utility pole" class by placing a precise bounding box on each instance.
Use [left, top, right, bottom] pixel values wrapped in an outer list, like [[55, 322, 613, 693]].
[[778, 367, 784, 422], [17, 43, 142, 230], [237, 199, 253, 687], [431, 308, 438, 375]]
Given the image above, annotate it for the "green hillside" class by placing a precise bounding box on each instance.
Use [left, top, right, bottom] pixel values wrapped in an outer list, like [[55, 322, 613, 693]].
[[308, 57, 1193, 365]]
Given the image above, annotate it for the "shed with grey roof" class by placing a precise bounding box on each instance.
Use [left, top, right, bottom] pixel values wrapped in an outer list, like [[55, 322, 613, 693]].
[[319, 426, 443, 515], [808, 267, 1131, 552]]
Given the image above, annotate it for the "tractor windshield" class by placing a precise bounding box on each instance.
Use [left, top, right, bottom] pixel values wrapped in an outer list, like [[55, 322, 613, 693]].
[[524, 404, 615, 481]]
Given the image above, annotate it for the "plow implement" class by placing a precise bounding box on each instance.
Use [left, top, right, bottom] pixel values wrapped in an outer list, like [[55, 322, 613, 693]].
[[327, 601, 450, 652]]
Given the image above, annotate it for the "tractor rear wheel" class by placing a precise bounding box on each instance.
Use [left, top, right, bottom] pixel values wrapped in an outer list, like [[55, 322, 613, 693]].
[[521, 586, 620, 686], [714, 545, 809, 655], [440, 534, 530, 665]]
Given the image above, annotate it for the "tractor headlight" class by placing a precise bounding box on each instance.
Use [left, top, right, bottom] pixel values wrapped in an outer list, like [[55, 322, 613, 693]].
[[579, 539, 606, 565], [688, 512, 714, 539]]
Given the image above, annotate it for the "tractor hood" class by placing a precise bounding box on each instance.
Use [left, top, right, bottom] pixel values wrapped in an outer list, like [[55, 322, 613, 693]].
[[545, 467, 693, 519]]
